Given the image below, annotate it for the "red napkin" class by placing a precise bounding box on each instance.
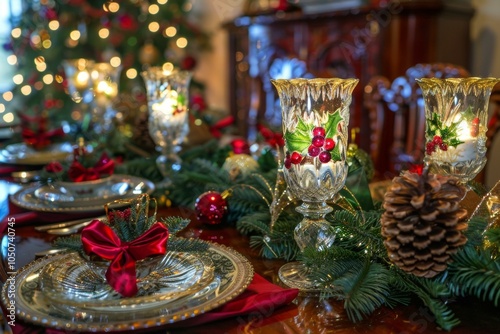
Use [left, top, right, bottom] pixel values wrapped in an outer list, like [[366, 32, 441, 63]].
[[4, 273, 298, 334], [170, 273, 299, 328]]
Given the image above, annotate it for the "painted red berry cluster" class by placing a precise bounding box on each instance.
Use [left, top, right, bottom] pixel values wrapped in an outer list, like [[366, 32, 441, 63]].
[[284, 126, 336, 169], [426, 135, 448, 155]]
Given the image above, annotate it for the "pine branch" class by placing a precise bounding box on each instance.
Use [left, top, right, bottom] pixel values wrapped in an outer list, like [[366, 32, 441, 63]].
[[236, 212, 271, 235], [161, 216, 191, 236], [237, 210, 300, 260], [302, 246, 392, 322], [116, 158, 164, 183], [168, 237, 210, 253], [448, 245, 500, 306], [484, 227, 500, 254], [52, 235, 82, 252], [328, 209, 386, 259], [257, 148, 279, 172], [391, 268, 460, 331], [464, 216, 490, 248]]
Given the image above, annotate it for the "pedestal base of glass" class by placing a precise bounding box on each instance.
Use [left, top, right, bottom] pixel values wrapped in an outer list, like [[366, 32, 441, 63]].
[[278, 203, 336, 291], [278, 262, 321, 292], [155, 154, 182, 188]]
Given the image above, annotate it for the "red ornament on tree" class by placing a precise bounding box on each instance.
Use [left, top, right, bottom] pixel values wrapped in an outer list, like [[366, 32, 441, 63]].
[[195, 191, 228, 225]]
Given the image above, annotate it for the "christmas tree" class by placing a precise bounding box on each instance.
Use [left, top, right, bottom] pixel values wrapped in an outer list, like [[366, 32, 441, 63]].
[[2, 0, 209, 140]]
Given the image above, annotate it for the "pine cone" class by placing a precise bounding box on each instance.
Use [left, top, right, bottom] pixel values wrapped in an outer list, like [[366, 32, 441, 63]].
[[381, 170, 468, 278]]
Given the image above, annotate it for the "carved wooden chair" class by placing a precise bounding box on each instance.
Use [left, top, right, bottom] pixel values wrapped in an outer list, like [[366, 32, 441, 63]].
[[364, 63, 470, 180]]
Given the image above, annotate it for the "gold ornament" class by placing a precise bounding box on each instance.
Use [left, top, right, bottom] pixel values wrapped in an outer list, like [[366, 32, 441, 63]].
[[381, 169, 468, 278], [139, 43, 160, 65], [347, 128, 375, 181], [222, 154, 259, 180]]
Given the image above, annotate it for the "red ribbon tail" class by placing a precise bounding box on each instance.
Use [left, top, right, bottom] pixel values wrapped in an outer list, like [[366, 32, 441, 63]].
[[106, 252, 138, 297]]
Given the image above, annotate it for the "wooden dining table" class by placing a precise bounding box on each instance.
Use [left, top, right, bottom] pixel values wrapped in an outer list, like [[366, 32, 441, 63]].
[[1, 178, 500, 334]]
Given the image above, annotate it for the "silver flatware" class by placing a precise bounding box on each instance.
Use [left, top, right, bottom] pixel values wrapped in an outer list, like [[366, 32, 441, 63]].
[[34, 248, 68, 258], [45, 221, 94, 235], [34, 216, 105, 232], [11, 170, 41, 183]]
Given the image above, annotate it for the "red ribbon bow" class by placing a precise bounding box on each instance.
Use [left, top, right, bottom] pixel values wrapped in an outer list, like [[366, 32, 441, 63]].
[[21, 127, 65, 149], [257, 124, 284, 147], [81, 220, 169, 297], [20, 113, 65, 149], [209, 116, 234, 139], [67, 153, 115, 182]]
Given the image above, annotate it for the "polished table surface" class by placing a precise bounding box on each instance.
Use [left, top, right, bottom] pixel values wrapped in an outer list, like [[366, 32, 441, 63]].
[[1, 180, 500, 334]]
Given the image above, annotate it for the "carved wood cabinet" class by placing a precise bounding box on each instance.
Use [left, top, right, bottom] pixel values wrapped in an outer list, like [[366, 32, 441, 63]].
[[224, 0, 474, 162]]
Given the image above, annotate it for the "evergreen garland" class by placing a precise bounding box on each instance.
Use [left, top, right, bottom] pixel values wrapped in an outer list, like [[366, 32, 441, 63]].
[[116, 141, 500, 331]]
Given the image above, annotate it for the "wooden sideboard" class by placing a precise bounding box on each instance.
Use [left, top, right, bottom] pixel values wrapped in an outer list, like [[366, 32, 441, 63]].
[[224, 0, 474, 163]]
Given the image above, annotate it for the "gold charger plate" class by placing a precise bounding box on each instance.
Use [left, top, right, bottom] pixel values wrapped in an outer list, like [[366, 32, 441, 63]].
[[1, 241, 254, 332]]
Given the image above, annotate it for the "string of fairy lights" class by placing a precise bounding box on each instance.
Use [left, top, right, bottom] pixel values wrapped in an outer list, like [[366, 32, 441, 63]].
[[0, 0, 196, 127]]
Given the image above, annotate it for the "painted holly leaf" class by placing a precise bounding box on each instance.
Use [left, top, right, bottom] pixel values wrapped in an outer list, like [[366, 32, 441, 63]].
[[426, 112, 464, 151], [177, 93, 186, 106], [284, 117, 314, 154], [284, 110, 344, 154], [324, 109, 343, 139], [330, 144, 342, 162], [426, 112, 442, 136], [448, 138, 463, 148]]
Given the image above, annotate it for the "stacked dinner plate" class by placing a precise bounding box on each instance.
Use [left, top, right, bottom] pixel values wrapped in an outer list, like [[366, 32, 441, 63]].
[[10, 174, 156, 213], [1, 241, 254, 332]]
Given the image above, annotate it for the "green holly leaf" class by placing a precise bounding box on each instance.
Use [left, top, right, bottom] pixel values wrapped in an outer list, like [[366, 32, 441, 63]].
[[177, 94, 186, 106], [427, 112, 442, 137], [331, 144, 342, 162], [324, 109, 343, 139], [440, 127, 453, 141], [284, 117, 314, 154], [284, 109, 344, 154], [448, 138, 464, 148]]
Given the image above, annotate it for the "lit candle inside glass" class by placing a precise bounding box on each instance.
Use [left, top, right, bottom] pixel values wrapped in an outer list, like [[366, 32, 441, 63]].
[[151, 90, 183, 119], [434, 116, 479, 164], [74, 71, 90, 90], [454, 119, 477, 162]]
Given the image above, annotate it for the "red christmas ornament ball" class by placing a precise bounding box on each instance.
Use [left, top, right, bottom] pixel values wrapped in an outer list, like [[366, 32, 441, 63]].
[[195, 191, 228, 225]]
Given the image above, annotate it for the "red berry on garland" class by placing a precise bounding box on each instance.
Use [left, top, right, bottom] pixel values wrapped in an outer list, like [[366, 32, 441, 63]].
[[433, 135, 443, 145], [439, 142, 448, 151], [319, 151, 332, 163], [312, 135, 325, 148], [291, 151, 302, 164], [324, 138, 335, 151], [308, 145, 320, 157], [313, 126, 325, 137], [195, 191, 228, 225]]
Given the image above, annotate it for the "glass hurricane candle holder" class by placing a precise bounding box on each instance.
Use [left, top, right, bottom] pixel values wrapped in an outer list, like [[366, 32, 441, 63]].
[[141, 68, 192, 186], [63, 59, 121, 143], [271, 77, 358, 290], [418, 77, 500, 183], [63, 58, 95, 104], [90, 63, 122, 137]]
